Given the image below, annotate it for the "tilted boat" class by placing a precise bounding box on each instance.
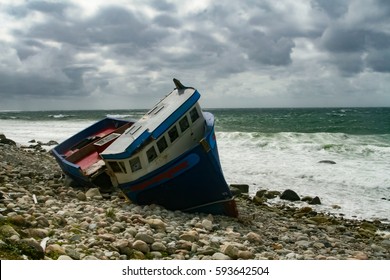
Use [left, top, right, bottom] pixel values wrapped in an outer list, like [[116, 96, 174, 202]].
[[51, 117, 134, 190], [101, 79, 238, 217]]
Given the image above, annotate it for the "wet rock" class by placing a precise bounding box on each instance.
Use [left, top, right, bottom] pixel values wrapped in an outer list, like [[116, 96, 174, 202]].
[[255, 190, 267, 197], [299, 206, 313, 214], [301, 196, 313, 202], [264, 190, 280, 199], [309, 196, 322, 205], [0, 134, 16, 146], [253, 195, 267, 205], [318, 160, 336, 164], [280, 189, 300, 201]]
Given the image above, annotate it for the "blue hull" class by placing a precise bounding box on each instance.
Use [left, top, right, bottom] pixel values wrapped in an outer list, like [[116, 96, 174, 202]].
[[118, 125, 238, 217]]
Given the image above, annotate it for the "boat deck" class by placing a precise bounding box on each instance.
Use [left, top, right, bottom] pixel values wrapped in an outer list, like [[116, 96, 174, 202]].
[[74, 151, 101, 171], [63, 123, 132, 173]]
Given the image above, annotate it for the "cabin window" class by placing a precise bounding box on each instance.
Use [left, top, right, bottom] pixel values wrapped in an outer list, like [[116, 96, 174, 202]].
[[118, 162, 127, 173], [157, 136, 168, 153], [109, 161, 123, 173], [146, 146, 157, 163], [179, 116, 190, 133], [190, 107, 200, 123], [168, 125, 179, 143], [129, 157, 142, 172]]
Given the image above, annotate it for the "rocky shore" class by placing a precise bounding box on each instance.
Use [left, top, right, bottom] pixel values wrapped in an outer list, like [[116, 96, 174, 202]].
[[0, 135, 389, 260]]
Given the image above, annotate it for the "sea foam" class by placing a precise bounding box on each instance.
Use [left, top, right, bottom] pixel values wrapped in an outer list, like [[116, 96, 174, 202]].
[[217, 131, 390, 221]]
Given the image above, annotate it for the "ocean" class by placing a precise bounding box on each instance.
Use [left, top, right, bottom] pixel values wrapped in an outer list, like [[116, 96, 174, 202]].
[[1, 107, 389, 222]]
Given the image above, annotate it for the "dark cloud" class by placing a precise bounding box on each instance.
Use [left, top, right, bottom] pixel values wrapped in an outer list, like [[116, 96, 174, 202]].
[[150, 0, 176, 12], [317, 0, 390, 75], [0, 69, 89, 98], [27, 1, 70, 17], [366, 49, 390, 72], [20, 5, 164, 48], [311, 0, 348, 18], [321, 27, 367, 53], [153, 14, 181, 28], [237, 30, 295, 66]]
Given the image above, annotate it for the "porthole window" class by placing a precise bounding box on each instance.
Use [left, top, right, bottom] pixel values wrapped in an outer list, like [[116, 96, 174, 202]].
[[190, 107, 200, 123], [157, 136, 168, 153], [179, 116, 190, 133], [146, 146, 157, 163], [129, 157, 142, 172], [168, 125, 179, 143]]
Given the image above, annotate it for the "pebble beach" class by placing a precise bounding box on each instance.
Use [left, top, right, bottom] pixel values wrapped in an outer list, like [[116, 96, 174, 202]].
[[0, 135, 389, 260]]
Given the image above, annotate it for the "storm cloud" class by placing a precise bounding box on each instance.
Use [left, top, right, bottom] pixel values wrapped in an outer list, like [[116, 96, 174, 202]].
[[0, 0, 389, 110]]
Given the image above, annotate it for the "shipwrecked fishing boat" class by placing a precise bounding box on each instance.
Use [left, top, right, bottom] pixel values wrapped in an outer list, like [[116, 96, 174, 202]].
[[52, 79, 237, 217]]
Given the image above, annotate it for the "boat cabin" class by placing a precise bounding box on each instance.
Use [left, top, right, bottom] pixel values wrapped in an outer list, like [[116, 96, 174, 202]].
[[100, 87, 206, 185]]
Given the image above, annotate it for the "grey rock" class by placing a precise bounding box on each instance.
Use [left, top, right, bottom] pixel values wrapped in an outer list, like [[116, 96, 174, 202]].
[[85, 188, 102, 199], [133, 240, 150, 254], [201, 219, 213, 231], [57, 255, 73, 260], [151, 242, 167, 252], [212, 252, 231, 260], [135, 232, 154, 244]]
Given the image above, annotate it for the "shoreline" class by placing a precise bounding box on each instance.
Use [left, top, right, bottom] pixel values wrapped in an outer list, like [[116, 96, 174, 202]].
[[0, 138, 389, 260]]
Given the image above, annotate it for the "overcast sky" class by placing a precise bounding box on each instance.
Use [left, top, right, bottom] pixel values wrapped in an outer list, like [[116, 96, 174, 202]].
[[1, 0, 390, 110]]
